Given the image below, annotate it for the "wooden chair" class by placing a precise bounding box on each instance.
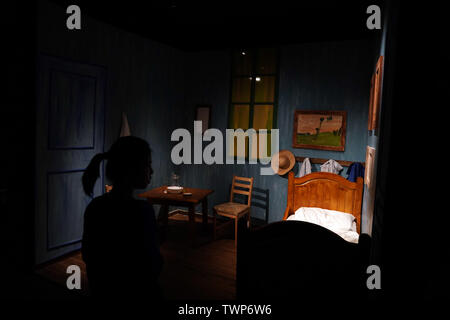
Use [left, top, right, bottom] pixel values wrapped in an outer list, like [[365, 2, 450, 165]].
[[213, 175, 254, 251]]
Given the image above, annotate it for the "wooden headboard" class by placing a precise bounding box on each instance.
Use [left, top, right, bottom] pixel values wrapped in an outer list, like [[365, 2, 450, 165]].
[[283, 171, 363, 233]]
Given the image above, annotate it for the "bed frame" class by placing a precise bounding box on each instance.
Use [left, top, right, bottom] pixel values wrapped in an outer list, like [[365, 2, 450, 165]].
[[236, 171, 369, 301], [283, 171, 363, 233]]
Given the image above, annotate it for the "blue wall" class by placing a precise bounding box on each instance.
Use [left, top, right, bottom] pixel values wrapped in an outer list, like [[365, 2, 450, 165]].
[[37, 0, 184, 193], [278, 41, 372, 167], [176, 40, 374, 223], [35, 0, 185, 255], [37, 0, 377, 233]]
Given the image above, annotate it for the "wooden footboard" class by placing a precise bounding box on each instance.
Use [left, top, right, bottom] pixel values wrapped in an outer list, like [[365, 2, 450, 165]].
[[236, 220, 371, 300]]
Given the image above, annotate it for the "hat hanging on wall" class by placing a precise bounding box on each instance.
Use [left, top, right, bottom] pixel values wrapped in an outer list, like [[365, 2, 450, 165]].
[[271, 150, 296, 175], [120, 112, 131, 137]]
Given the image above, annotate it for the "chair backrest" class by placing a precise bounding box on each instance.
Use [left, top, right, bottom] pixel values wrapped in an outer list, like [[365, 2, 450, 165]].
[[230, 175, 254, 206]]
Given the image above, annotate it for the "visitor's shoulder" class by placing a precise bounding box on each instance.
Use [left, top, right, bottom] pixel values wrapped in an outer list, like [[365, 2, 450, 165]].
[[134, 198, 154, 213], [84, 193, 111, 213]]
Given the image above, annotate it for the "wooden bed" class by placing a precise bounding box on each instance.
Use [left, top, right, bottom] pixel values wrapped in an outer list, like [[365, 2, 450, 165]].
[[236, 171, 369, 301], [283, 171, 363, 233]]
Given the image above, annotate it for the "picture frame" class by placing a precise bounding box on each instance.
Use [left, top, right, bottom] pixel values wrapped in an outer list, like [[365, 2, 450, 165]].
[[368, 56, 383, 131], [365, 146, 376, 188], [292, 110, 347, 151], [195, 105, 211, 133]]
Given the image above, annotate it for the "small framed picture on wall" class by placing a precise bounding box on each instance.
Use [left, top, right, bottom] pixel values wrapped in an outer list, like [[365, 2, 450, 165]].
[[195, 105, 211, 133]]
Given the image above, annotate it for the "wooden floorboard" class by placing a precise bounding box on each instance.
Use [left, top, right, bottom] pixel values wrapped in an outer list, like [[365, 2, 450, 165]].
[[35, 251, 89, 296], [35, 212, 237, 300]]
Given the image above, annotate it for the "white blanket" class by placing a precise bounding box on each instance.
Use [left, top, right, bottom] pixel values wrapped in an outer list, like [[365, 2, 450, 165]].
[[286, 207, 360, 243]]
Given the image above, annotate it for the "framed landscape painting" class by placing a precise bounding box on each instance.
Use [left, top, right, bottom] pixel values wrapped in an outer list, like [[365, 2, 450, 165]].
[[292, 110, 347, 151]]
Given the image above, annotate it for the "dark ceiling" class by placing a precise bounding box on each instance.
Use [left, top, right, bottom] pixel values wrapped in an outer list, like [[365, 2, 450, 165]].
[[50, 0, 383, 50]]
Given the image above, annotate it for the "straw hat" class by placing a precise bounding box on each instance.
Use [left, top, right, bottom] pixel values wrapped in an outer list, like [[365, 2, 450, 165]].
[[271, 150, 295, 175]]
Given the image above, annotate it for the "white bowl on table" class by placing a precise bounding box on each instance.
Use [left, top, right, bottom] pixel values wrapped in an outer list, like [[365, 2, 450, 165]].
[[166, 186, 183, 194]]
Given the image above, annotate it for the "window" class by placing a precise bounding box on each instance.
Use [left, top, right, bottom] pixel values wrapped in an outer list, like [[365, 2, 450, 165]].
[[228, 48, 279, 160]]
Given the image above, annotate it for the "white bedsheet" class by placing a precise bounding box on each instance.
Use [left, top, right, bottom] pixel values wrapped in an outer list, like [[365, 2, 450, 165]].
[[286, 207, 360, 243]]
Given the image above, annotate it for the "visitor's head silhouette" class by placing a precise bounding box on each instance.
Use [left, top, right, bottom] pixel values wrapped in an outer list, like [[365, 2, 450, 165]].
[[82, 136, 152, 196]]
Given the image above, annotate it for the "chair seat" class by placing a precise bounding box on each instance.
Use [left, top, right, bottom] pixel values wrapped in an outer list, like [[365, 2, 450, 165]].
[[214, 202, 250, 217]]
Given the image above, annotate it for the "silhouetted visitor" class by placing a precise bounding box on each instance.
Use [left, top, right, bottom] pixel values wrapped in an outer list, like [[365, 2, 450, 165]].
[[81, 136, 163, 300]]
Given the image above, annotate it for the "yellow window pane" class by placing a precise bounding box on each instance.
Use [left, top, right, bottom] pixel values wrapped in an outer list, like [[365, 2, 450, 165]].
[[249, 131, 258, 160], [249, 132, 272, 160], [254, 76, 275, 102], [227, 131, 249, 158], [232, 77, 252, 102], [252, 105, 273, 130], [256, 48, 277, 74], [230, 104, 250, 129], [233, 49, 253, 75], [234, 135, 248, 158], [229, 105, 250, 158]]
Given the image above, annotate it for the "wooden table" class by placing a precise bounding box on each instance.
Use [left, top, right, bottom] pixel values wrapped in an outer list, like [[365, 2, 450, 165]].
[[138, 186, 214, 246]]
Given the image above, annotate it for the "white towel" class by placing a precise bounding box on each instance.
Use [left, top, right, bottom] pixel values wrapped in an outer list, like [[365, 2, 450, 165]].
[[320, 159, 343, 174], [298, 158, 311, 177]]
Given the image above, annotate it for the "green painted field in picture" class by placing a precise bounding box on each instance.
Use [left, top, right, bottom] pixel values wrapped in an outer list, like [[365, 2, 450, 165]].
[[293, 110, 347, 151], [297, 131, 341, 146]]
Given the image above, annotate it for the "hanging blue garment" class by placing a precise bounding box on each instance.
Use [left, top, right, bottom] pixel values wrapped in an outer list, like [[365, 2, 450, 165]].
[[346, 162, 365, 182]]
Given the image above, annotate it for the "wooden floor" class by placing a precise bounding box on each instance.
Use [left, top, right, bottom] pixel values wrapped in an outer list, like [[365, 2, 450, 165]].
[[35, 211, 237, 300]]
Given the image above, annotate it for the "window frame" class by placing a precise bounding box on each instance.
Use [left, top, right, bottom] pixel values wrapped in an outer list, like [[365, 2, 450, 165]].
[[227, 47, 280, 160]]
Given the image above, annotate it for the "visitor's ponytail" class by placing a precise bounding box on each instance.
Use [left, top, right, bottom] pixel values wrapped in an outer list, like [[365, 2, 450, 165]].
[[82, 152, 109, 196]]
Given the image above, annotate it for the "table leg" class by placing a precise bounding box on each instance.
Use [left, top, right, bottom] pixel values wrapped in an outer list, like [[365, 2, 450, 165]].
[[188, 204, 196, 247], [157, 204, 169, 226], [201, 197, 208, 231], [158, 204, 169, 244]]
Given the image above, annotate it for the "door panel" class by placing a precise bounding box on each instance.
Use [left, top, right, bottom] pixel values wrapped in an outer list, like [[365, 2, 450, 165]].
[[48, 70, 97, 149], [35, 55, 105, 265], [47, 170, 90, 250]]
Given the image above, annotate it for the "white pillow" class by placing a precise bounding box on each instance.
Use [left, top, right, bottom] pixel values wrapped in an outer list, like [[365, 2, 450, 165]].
[[288, 207, 357, 232]]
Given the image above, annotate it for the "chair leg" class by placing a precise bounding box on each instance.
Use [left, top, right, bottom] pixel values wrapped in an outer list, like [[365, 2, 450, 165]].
[[234, 217, 238, 252], [213, 209, 217, 241], [247, 210, 251, 228]]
